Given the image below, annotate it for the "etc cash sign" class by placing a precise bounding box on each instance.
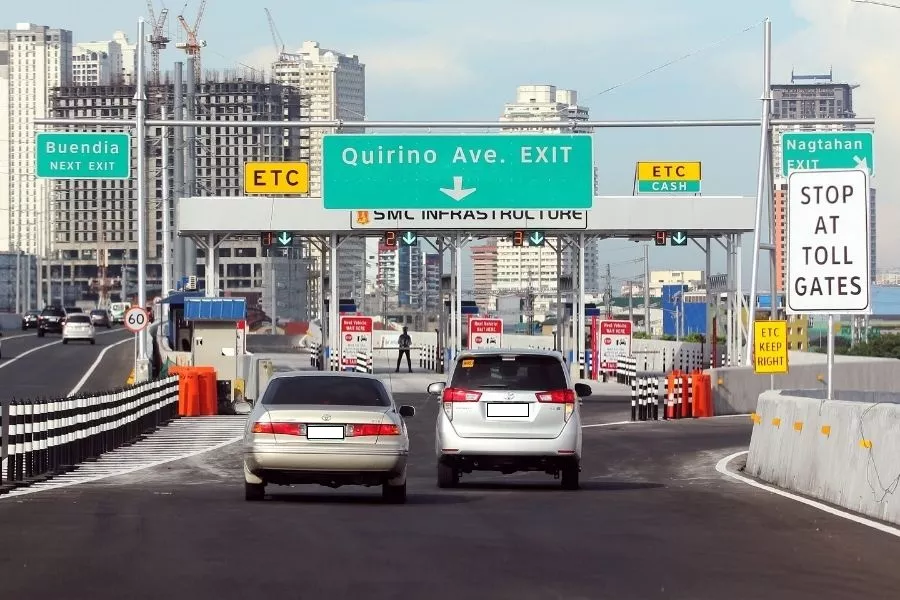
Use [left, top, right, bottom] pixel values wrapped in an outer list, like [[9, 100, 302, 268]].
[[350, 209, 588, 230]]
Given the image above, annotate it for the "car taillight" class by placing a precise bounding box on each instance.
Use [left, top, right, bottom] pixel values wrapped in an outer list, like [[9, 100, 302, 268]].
[[535, 389, 576, 403], [442, 388, 482, 402], [350, 423, 400, 437], [251, 421, 303, 435], [537, 389, 576, 421]]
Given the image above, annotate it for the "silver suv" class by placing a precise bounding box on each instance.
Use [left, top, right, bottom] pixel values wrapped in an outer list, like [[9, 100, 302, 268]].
[[428, 349, 591, 490]]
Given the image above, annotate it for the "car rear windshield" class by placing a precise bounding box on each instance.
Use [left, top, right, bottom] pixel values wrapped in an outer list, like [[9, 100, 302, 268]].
[[262, 376, 391, 407], [451, 354, 568, 391], [91, 310, 105, 315], [66, 315, 91, 323]]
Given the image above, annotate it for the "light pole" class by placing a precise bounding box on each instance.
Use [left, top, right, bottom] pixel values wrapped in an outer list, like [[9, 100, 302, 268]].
[[851, 0, 900, 7]]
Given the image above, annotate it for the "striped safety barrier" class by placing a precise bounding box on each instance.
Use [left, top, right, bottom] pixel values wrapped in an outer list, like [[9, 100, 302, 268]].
[[355, 352, 373, 374], [630, 374, 664, 421], [664, 370, 713, 419], [0, 376, 180, 495]]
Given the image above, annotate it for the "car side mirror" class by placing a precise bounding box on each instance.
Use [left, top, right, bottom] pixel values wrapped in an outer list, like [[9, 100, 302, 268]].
[[398, 405, 415, 418], [574, 383, 592, 398], [427, 382, 446, 396]]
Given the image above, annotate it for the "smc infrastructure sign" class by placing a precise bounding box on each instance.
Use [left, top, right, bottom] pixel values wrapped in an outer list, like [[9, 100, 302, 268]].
[[598, 319, 633, 370], [340, 316, 374, 368], [468, 318, 503, 350]]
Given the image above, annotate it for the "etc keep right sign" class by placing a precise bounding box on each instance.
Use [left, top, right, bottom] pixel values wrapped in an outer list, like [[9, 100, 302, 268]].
[[786, 168, 872, 315]]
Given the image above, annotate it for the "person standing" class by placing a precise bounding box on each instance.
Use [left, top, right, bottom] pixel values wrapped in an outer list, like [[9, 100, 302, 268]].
[[396, 326, 412, 373]]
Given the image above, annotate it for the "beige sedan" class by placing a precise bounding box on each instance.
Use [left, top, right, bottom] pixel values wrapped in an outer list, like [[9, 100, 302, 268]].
[[242, 371, 415, 503]]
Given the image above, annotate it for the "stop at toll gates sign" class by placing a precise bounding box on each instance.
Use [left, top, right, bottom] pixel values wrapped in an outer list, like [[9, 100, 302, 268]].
[[468, 318, 503, 350], [340, 316, 373, 368]]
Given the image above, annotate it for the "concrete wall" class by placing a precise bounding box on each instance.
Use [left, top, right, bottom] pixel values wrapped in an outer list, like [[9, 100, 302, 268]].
[[709, 353, 900, 415], [746, 390, 900, 526]]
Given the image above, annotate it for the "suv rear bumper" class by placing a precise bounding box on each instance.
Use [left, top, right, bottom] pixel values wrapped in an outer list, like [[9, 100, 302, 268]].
[[435, 415, 582, 460]]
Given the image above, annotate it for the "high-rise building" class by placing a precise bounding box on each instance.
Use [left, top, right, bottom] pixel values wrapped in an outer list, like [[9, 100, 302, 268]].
[[471, 238, 498, 312], [771, 72, 876, 292], [424, 253, 441, 312], [272, 41, 366, 303], [0, 23, 73, 256], [493, 85, 598, 316], [398, 242, 423, 308], [74, 32, 135, 85], [47, 73, 307, 306], [72, 45, 114, 86]]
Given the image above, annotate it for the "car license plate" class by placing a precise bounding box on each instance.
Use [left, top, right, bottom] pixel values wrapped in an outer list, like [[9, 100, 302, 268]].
[[486, 403, 529, 418], [306, 425, 345, 440]]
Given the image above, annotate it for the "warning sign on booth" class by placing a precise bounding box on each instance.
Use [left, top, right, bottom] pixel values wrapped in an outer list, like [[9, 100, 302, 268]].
[[468, 318, 503, 350], [598, 319, 632, 371], [340, 316, 373, 368]]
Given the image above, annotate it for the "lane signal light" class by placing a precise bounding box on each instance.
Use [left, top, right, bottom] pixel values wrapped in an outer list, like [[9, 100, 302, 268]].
[[512, 231, 525, 247], [260, 231, 274, 248], [654, 231, 667, 246], [383, 231, 398, 248]]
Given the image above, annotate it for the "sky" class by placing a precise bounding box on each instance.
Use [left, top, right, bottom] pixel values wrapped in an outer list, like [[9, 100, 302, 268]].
[[11, 0, 897, 294]]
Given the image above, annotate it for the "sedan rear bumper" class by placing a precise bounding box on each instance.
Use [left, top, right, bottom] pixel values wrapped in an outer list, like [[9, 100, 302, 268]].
[[244, 442, 408, 485]]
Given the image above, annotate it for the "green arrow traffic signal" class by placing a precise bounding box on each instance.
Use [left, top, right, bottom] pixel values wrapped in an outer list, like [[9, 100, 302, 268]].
[[670, 231, 688, 246], [276, 231, 293, 246], [527, 231, 545, 246], [401, 231, 418, 246]]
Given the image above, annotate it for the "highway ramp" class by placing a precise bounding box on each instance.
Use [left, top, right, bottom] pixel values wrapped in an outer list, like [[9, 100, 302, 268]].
[[0, 390, 898, 599]]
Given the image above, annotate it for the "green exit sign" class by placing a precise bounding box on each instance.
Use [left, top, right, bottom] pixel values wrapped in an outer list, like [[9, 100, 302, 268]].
[[36, 132, 131, 179], [322, 134, 594, 210], [781, 131, 874, 176]]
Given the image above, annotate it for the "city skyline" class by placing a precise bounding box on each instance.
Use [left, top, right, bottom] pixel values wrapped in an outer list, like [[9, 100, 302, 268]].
[[1, 0, 895, 294]]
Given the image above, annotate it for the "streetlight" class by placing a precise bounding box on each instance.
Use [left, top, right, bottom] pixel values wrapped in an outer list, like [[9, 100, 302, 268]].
[[851, 0, 900, 7]]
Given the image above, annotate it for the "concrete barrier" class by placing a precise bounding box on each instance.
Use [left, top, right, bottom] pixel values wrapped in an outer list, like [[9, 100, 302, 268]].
[[746, 389, 900, 526], [709, 353, 900, 415], [0, 313, 22, 331]]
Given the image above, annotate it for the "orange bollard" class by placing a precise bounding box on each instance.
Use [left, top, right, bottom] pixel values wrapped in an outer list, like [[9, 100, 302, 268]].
[[665, 372, 677, 419], [176, 368, 193, 416], [178, 372, 202, 417], [193, 366, 218, 415]]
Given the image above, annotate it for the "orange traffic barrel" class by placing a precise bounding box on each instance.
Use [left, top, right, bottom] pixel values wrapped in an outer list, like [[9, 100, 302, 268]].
[[193, 366, 218, 415]]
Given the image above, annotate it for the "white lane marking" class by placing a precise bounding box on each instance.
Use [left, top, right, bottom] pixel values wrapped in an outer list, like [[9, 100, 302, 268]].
[[0, 328, 125, 371], [0, 416, 247, 499], [581, 414, 754, 428], [715, 450, 900, 539], [67, 337, 133, 395], [582, 420, 638, 428], [1, 331, 41, 341]]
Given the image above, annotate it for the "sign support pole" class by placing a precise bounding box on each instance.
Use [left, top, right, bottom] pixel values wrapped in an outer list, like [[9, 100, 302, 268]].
[[133, 18, 151, 384], [329, 233, 339, 371], [745, 17, 773, 366], [826, 314, 835, 401], [160, 104, 171, 322], [576, 234, 586, 379], [455, 233, 463, 355]]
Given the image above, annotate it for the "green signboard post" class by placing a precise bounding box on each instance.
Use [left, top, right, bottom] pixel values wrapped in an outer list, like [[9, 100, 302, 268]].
[[322, 134, 594, 209], [780, 131, 874, 177], [35, 132, 131, 179]]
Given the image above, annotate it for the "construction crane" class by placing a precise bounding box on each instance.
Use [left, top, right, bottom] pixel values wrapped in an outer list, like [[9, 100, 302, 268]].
[[265, 8, 302, 62], [146, 0, 170, 85], [175, 0, 207, 81]]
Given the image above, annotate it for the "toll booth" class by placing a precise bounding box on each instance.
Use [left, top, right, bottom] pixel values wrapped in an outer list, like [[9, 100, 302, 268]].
[[183, 296, 247, 409], [160, 290, 204, 352]]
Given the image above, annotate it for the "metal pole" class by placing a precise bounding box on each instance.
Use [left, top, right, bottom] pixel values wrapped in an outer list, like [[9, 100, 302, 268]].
[[15, 249, 21, 314], [745, 17, 772, 366], [705, 238, 712, 350], [577, 234, 586, 379], [183, 57, 197, 278], [628, 279, 633, 324], [555, 241, 562, 350], [32, 117, 878, 128], [172, 62, 185, 282], [25, 252, 32, 311], [827, 314, 835, 401], [329, 233, 339, 371], [318, 243, 326, 350], [765, 125, 778, 322], [133, 18, 151, 383], [270, 252, 277, 334], [449, 238, 457, 355], [437, 239, 446, 367], [736, 236, 744, 364], [161, 104, 171, 322], [643, 243, 650, 336], [455, 233, 463, 354]]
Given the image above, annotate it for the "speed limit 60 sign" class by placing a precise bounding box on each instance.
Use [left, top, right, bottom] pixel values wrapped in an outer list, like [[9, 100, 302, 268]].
[[124, 307, 149, 333]]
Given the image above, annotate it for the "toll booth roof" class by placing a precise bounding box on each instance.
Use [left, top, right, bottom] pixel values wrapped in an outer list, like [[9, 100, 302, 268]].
[[184, 297, 247, 321], [161, 290, 204, 305]]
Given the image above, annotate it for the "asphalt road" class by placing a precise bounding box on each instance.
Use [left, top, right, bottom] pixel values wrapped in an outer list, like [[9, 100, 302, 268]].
[[1, 393, 899, 599], [0, 326, 133, 400]]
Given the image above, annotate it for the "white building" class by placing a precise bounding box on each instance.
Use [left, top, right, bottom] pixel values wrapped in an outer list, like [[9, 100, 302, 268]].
[[0, 23, 73, 255], [648, 270, 704, 296], [492, 85, 600, 317], [74, 31, 135, 85], [72, 45, 114, 85], [272, 41, 367, 301]]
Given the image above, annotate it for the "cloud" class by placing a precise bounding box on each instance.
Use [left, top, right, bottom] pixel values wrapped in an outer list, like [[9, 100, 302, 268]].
[[712, 0, 900, 270]]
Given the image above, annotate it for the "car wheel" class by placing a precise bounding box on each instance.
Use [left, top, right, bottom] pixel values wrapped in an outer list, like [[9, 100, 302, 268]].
[[382, 480, 407, 504], [62, 339, 68, 344], [90, 339, 96, 345], [437, 460, 459, 488], [560, 461, 580, 490], [37, 330, 44, 337], [244, 482, 266, 501]]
